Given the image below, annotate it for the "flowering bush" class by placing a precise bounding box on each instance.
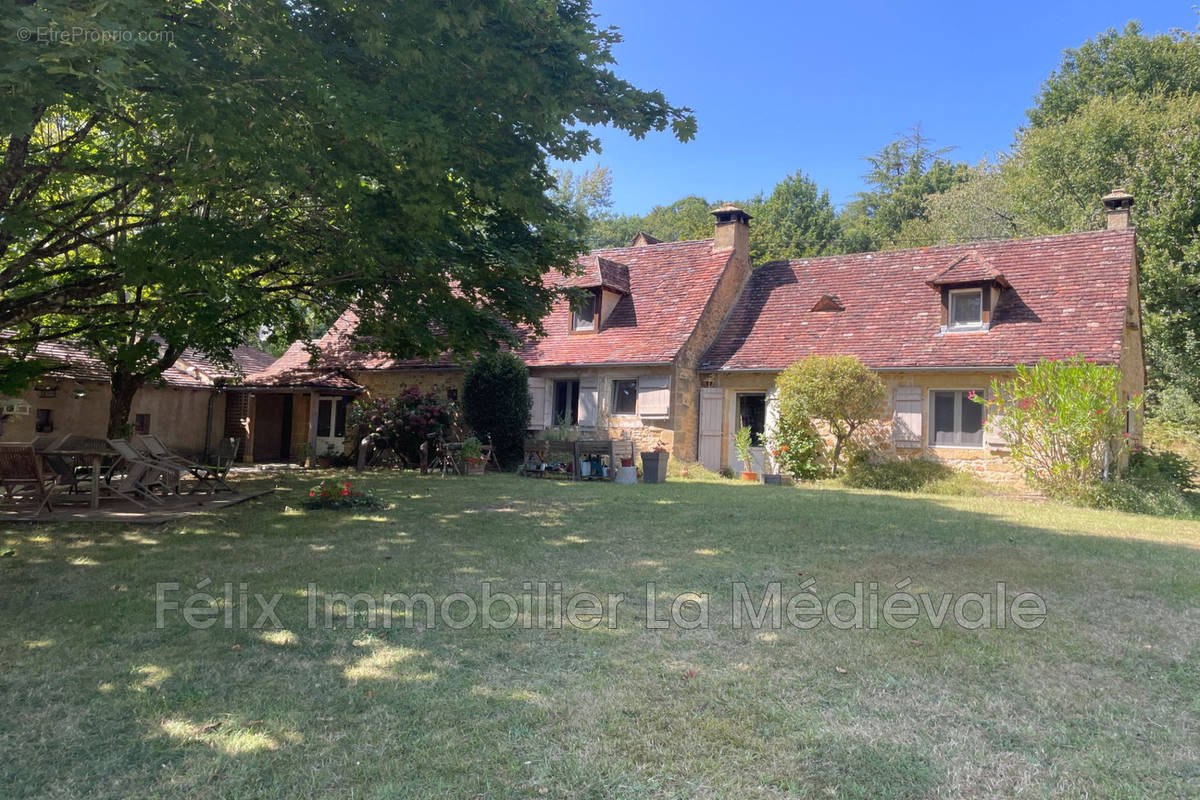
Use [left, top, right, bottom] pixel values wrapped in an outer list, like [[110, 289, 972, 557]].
[[347, 387, 453, 465], [305, 480, 383, 511], [974, 356, 1142, 496], [769, 415, 825, 480]]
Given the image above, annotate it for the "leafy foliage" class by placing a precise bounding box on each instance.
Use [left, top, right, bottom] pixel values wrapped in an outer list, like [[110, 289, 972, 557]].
[[974, 357, 1141, 496], [733, 424, 754, 467], [840, 127, 968, 252], [462, 352, 531, 469], [744, 171, 840, 262], [347, 388, 453, 466], [775, 356, 885, 476], [767, 415, 825, 480], [0, 0, 695, 416]]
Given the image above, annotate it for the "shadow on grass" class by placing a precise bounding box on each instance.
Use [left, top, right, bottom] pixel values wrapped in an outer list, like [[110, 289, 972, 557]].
[[1, 472, 1198, 797]]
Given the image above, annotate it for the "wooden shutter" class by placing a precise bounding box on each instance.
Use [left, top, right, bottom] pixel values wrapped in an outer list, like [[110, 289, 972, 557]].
[[637, 375, 671, 418], [892, 387, 923, 448], [578, 377, 599, 427], [698, 388, 724, 471], [527, 377, 546, 430], [984, 387, 1008, 450]]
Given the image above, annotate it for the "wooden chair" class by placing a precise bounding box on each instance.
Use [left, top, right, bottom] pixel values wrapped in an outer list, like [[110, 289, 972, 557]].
[[139, 434, 201, 470], [188, 437, 240, 492], [75, 459, 153, 508], [109, 439, 181, 498], [0, 443, 57, 514]]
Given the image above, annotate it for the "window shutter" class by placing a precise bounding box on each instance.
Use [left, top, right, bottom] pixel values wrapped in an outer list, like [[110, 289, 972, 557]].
[[578, 377, 599, 427], [637, 376, 671, 418], [892, 387, 923, 448], [527, 377, 546, 430], [984, 388, 1008, 450]]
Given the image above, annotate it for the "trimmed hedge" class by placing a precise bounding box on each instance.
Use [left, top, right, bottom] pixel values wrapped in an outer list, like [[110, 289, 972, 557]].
[[462, 352, 530, 469]]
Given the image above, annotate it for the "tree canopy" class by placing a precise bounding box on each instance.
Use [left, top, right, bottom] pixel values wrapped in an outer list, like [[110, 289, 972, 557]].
[[0, 0, 695, 430]]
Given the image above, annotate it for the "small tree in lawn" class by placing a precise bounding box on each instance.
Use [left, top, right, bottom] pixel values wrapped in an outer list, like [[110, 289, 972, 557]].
[[973, 356, 1141, 497], [775, 356, 885, 476], [462, 353, 531, 469]]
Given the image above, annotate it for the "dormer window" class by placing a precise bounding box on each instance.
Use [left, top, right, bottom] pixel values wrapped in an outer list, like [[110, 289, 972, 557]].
[[571, 291, 597, 332], [948, 288, 983, 329]]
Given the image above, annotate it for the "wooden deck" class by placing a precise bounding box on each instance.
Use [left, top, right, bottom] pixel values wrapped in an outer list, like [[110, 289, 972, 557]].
[[0, 488, 274, 525]]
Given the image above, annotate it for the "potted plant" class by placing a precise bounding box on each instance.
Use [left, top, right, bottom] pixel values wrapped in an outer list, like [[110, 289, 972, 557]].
[[641, 439, 669, 484], [734, 425, 757, 481], [461, 436, 485, 474]]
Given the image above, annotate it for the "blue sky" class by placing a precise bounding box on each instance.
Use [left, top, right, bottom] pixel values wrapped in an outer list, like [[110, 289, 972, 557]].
[[569, 0, 1197, 215]]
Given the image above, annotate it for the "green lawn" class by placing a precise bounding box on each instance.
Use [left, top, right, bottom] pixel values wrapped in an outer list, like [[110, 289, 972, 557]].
[[2, 472, 1198, 799]]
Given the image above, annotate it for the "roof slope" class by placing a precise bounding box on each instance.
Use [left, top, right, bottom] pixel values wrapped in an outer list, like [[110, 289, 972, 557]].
[[703, 229, 1135, 371], [518, 238, 732, 366], [2, 338, 274, 388], [283, 239, 735, 371]]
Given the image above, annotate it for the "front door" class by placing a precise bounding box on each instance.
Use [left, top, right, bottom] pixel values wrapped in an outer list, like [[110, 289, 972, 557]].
[[731, 393, 767, 473], [315, 396, 347, 457]]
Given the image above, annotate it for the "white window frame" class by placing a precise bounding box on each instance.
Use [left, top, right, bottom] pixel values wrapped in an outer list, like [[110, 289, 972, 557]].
[[609, 378, 638, 417], [928, 389, 986, 449], [947, 287, 984, 330]]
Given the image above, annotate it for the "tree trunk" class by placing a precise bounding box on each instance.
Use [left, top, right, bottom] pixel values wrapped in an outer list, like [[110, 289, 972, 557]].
[[107, 369, 144, 438], [831, 437, 844, 477]]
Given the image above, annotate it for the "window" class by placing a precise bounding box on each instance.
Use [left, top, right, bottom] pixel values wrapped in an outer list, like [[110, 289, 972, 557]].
[[611, 379, 637, 415], [737, 393, 767, 447], [133, 413, 151, 435], [948, 288, 983, 329], [316, 398, 347, 438], [571, 292, 597, 332], [446, 388, 458, 403], [553, 380, 579, 425], [35, 409, 53, 433], [930, 390, 984, 446]]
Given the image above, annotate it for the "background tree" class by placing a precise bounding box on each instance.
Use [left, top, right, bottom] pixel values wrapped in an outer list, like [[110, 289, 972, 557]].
[[840, 127, 968, 252], [744, 171, 840, 262], [775, 355, 885, 476], [0, 0, 696, 434], [462, 352, 531, 469]]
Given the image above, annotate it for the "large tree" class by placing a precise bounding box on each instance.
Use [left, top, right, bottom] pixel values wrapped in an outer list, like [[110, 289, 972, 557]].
[[745, 170, 840, 262], [840, 127, 968, 252], [0, 0, 695, 431]]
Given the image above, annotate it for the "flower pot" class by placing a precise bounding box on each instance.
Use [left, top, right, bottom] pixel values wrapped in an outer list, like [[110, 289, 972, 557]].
[[641, 451, 669, 484], [579, 460, 592, 478], [740, 471, 758, 482], [466, 459, 485, 475], [762, 473, 782, 485], [620, 457, 633, 468], [614, 465, 638, 484]]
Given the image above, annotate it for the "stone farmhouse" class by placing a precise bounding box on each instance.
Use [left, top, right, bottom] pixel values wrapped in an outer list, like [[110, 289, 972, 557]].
[[240, 191, 1143, 483]]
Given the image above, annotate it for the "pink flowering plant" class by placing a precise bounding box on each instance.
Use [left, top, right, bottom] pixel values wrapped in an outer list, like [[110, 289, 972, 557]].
[[973, 356, 1142, 496], [347, 387, 453, 464], [305, 479, 383, 511]]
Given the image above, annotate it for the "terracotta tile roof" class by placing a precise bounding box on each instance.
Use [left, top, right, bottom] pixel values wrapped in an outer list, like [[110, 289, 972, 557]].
[[238, 368, 363, 392], [2, 335, 278, 389], [926, 250, 1009, 287], [286, 238, 735, 370], [519, 239, 733, 366], [562, 255, 631, 295], [176, 345, 277, 382], [703, 229, 1135, 371]]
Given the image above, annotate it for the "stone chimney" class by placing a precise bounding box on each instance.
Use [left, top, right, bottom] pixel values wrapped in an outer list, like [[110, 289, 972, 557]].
[[711, 203, 751, 254], [1102, 188, 1133, 230]]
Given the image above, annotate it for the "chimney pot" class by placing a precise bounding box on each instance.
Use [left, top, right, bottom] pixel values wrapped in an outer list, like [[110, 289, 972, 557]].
[[1102, 188, 1133, 230], [711, 203, 751, 254]]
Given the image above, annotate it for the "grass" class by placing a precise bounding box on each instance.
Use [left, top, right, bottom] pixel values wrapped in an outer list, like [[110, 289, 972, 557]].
[[1, 471, 1198, 799]]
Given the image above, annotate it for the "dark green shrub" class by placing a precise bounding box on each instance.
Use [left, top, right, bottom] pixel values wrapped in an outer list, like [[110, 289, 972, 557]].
[[843, 458, 955, 493], [1127, 446, 1197, 491], [462, 352, 531, 469]]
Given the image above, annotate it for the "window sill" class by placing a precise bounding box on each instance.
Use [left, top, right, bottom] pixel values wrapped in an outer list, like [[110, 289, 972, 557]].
[[939, 323, 990, 334]]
